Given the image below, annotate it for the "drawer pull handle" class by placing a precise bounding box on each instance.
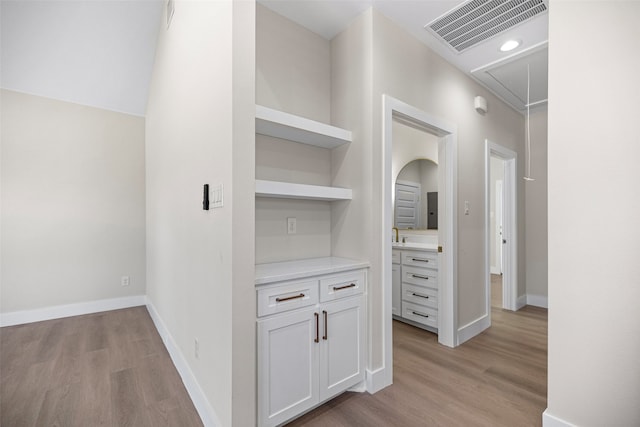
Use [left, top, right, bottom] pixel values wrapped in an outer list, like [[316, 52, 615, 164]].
[[412, 274, 430, 280], [314, 312, 319, 343], [333, 283, 356, 291], [323, 310, 328, 340], [412, 258, 430, 263], [412, 311, 430, 318], [275, 293, 305, 303], [412, 293, 429, 299]]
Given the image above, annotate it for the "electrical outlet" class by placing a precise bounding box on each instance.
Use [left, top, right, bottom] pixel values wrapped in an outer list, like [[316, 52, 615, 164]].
[[287, 217, 296, 234], [194, 338, 200, 359], [121, 276, 130, 287]]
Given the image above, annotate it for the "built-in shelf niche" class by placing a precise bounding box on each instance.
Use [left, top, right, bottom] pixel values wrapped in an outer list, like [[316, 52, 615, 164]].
[[255, 105, 352, 149], [255, 180, 352, 201], [254, 105, 353, 202]]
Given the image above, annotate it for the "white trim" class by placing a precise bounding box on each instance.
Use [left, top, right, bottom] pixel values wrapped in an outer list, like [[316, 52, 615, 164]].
[[490, 266, 501, 275], [365, 367, 388, 394], [0, 295, 146, 327], [542, 409, 576, 427], [457, 314, 491, 345], [517, 295, 527, 310], [146, 300, 221, 427], [526, 294, 548, 308], [382, 94, 459, 397]]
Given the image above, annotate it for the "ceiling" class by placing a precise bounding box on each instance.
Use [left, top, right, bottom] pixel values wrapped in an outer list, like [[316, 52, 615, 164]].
[[0, 0, 547, 116], [259, 0, 549, 113], [0, 0, 163, 116]]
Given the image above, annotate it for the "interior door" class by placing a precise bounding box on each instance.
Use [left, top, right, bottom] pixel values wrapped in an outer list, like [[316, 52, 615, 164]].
[[395, 182, 420, 229]]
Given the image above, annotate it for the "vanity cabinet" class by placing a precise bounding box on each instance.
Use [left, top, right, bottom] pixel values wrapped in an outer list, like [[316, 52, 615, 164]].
[[392, 248, 439, 333], [391, 250, 401, 316], [256, 260, 367, 427]]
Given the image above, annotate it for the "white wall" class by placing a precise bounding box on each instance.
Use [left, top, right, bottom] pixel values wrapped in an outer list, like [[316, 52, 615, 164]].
[[546, 2, 640, 426], [255, 4, 334, 264], [392, 118, 438, 183], [1, 89, 146, 314], [525, 109, 547, 301], [145, 1, 255, 425]]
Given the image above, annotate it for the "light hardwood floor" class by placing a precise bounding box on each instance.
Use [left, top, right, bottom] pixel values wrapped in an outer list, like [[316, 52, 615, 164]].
[[0, 306, 202, 427], [287, 295, 547, 426]]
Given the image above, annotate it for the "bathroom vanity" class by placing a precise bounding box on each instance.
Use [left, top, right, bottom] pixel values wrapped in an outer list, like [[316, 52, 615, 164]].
[[392, 243, 439, 333]]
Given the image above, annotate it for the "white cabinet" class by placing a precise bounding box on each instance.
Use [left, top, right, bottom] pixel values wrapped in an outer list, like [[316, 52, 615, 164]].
[[256, 262, 367, 427], [392, 250, 401, 317], [393, 248, 439, 333]]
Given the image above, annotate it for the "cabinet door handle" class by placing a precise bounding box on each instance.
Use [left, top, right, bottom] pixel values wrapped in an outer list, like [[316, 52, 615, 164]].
[[412, 293, 429, 299], [314, 312, 319, 343], [322, 310, 328, 340], [275, 293, 305, 303], [412, 258, 430, 263], [333, 283, 356, 291], [412, 274, 430, 280], [412, 311, 430, 318]]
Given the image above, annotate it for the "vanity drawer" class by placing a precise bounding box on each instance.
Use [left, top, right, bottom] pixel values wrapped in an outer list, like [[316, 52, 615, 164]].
[[392, 250, 401, 264], [402, 302, 438, 329], [402, 251, 438, 268], [257, 280, 319, 317], [401, 283, 437, 310], [319, 270, 365, 302], [402, 265, 438, 288]]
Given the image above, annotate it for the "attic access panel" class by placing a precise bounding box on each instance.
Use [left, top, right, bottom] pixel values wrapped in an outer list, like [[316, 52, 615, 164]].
[[425, 0, 548, 53]]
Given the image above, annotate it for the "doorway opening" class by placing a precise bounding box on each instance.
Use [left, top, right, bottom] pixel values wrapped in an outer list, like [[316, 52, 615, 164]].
[[484, 140, 518, 316], [381, 95, 458, 389]]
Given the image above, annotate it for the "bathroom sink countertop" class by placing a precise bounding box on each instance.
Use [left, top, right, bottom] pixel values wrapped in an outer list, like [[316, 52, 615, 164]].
[[392, 242, 438, 251], [255, 256, 370, 285]]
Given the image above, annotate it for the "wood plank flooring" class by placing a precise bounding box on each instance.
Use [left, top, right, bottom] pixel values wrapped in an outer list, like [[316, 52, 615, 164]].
[[287, 299, 548, 427], [0, 306, 202, 427]]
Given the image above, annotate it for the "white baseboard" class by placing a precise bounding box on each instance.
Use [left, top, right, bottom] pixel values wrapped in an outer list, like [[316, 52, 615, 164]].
[[517, 295, 527, 310], [146, 300, 220, 427], [365, 366, 389, 394], [543, 409, 576, 427], [0, 295, 146, 327], [527, 294, 548, 309], [457, 313, 490, 345]]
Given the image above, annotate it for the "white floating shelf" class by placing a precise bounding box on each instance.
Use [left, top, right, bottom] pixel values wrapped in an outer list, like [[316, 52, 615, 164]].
[[255, 180, 352, 201], [255, 105, 352, 149]]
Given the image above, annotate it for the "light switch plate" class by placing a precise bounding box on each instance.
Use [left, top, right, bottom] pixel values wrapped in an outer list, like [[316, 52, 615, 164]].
[[287, 217, 296, 234], [211, 184, 223, 208]]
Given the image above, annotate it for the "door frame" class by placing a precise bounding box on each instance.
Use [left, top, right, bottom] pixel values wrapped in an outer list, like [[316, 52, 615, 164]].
[[484, 140, 518, 313], [382, 95, 458, 387]]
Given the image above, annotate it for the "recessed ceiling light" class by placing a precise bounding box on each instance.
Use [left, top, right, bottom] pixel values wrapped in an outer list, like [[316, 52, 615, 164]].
[[499, 40, 521, 52]]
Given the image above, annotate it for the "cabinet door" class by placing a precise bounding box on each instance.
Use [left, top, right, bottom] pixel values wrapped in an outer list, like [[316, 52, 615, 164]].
[[258, 308, 319, 427], [392, 263, 401, 316], [319, 295, 365, 402]]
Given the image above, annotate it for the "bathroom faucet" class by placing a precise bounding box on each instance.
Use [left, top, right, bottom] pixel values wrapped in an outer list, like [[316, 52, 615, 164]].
[[392, 227, 399, 243]]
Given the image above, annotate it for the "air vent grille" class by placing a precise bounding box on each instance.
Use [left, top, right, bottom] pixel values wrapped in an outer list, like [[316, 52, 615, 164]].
[[426, 0, 547, 53]]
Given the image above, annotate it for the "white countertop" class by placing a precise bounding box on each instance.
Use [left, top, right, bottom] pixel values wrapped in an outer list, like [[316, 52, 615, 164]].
[[391, 242, 439, 251], [255, 256, 370, 285]]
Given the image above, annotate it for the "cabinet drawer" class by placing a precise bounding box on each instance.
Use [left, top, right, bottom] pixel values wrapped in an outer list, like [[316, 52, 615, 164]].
[[402, 251, 438, 268], [320, 270, 364, 302], [402, 302, 438, 329], [402, 265, 437, 288], [391, 250, 401, 264], [401, 283, 437, 310], [257, 280, 319, 317]]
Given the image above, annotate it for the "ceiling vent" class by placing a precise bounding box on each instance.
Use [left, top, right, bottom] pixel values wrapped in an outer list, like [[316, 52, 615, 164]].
[[425, 0, 548, 53]]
